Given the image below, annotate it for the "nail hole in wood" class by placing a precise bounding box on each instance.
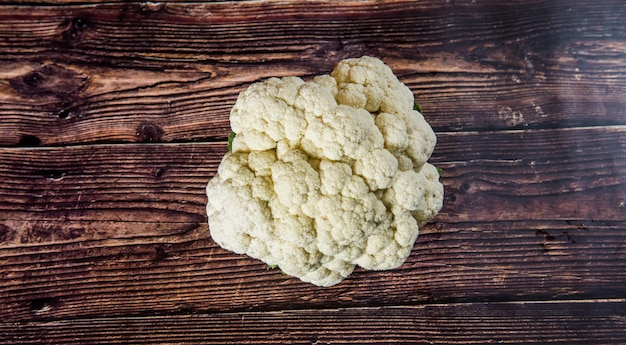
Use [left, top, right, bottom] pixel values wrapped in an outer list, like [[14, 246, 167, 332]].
[[58, 109, 71, 119], [17, 135, 41, 147], [30, 297, 59, 313]]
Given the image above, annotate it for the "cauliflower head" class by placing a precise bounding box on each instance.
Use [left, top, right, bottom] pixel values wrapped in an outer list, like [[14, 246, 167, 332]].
[[206, 56, 443, 286]]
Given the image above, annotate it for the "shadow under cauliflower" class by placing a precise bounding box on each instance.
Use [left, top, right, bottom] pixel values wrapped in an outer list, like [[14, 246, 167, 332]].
[[206, 56, 443, 287]]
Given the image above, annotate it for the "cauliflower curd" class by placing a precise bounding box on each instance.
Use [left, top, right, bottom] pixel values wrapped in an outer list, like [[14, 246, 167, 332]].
[[206, 56, 443, 286]]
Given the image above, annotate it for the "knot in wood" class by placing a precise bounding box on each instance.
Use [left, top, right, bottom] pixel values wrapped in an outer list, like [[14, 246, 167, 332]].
[[10, 64, 88, 100], [136, 122, 164, 142], [61, 17, 90, 42]]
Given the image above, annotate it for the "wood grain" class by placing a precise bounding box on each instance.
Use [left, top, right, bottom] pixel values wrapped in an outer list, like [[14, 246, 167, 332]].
[[2, 301, 625, 344], [1, 0, 626, 343], [1, 1, 625, 146], [2, 219, 625, 323], [1, 127, 624, 322]]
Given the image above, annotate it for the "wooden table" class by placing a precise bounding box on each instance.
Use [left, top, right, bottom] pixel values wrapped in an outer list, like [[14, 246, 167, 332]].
[[2, 1, 625, 343]]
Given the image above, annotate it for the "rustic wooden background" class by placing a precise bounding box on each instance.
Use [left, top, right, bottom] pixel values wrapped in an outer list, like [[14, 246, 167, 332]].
[[1, 0, 625, 343]]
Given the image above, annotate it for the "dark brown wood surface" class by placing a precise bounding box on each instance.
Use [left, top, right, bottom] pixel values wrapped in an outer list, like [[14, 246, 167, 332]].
[[1, 0, 625, 343]]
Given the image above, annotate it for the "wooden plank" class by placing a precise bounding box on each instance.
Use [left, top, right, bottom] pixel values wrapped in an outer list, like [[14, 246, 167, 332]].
[[1, 126, 624, 321], [2, 300, 626, 344], [1, 1, 625, 146], [4, 219, 625, 322], [434, 126, 626, 223], [2, 126, 623, 243]]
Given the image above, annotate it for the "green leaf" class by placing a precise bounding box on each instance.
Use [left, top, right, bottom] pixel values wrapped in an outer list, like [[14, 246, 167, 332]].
[[227, 131, 236, 151], [268, 264, 278, 270], [413, 103, 423, 113], [437, 167, 443, 176]]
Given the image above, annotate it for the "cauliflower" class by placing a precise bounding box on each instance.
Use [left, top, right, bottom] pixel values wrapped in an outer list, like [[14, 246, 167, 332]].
[[206, 56, 443, 286]]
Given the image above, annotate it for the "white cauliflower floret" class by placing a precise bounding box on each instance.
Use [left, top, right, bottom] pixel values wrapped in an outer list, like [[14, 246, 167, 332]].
[[332, 55, 414, 114], [301, 105, 383, 161], [230, 76, 307, 150], [206, 56, 443, 286], [354, 149, 398, 190]]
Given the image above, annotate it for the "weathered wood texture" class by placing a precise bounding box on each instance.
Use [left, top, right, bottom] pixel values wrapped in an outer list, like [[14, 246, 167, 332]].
[[1, 0, 625, 344], [1, 1, 625, 146], [3, 301, 626, 344], [1, 128, 624, 322]]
